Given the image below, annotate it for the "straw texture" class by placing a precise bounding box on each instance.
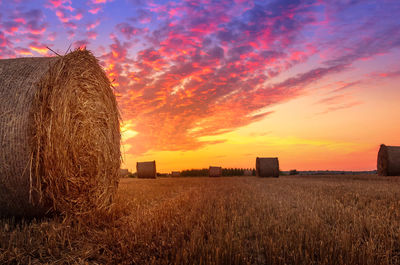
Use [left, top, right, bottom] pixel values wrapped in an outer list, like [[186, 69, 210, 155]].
[[377, 144, 400, 176], [209, 166, 222, 177], [137, 161, 157, 179], [256, 157, 279, 178], [0, 49, 121, 217]]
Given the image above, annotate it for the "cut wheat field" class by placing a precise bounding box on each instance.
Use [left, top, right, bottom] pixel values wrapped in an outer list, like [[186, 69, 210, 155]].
[[1, 175, 400, 264]]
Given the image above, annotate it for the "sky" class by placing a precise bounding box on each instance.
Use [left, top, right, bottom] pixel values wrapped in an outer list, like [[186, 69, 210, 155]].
[[1, 0, 399, 172]]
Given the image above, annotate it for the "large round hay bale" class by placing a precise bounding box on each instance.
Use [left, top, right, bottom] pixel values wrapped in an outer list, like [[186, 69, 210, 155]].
[[209, 166, 222, 177], [137, 161, 157, 178], [377, 144, 400, 176], [0, 49, 121, 217], [256, 157, 279, 178]]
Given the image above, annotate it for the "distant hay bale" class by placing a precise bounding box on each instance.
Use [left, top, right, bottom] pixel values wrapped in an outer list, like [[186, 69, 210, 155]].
[[137, 161, 156, 179], [209, 166, 222, 177], [256, 157, 279, 178], [0, 49, 121, 217], [119, 169, 130, 178], [171, 171, 180, 177], [377, 144, 400, 176]]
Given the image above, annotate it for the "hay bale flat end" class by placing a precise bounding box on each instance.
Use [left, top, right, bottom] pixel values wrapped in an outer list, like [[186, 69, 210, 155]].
[[137, 161, 157, 179], [256, 157, 279, 178], [377, 144, 400, 176]]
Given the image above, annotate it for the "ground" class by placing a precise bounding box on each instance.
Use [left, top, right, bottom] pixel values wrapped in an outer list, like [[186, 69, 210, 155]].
[[1, 175, 400, 264]]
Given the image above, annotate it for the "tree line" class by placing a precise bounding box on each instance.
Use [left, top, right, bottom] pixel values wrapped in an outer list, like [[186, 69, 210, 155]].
[[180, 168, 256, 177]]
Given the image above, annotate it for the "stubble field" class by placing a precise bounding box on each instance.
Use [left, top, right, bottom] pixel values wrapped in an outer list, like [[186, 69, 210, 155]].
[[1, 175, 400, 264]]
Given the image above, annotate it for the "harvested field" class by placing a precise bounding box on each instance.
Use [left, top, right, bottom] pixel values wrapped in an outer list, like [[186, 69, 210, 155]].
[[1, 175, 400, 264]]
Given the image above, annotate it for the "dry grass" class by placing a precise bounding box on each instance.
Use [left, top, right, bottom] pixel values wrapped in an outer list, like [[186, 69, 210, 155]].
[[1, 175, 400, 264]]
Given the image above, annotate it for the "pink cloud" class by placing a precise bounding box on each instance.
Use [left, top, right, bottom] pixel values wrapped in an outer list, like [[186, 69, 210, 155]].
[[2, 0, 396, 157], [15, 47, 33, 56], [88, 7, 101, 14], [86, 19, 100, 30], [47, 32, 57, 41], [116, 23, 140, 40], [13, 17, 26, 24], [86, 30, 97, 40], [47, 0, 67, 8], [0, 31, 11, 47], [369, 70, 400, 79], [73, 39, 89, 50]]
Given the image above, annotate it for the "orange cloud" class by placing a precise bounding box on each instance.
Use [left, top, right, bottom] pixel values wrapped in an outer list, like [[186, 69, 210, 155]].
[[16, 47, 33, 56], [29, 43, 48, 55]]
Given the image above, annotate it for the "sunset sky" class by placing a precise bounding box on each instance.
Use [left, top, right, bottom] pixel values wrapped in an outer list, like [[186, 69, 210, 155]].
[[1, 0, 399, 172]]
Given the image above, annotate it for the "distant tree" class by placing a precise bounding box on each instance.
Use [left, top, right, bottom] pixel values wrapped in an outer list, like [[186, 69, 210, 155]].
[[289, 169, 299, 175], [128, 172, 137, 178], [181, 168, 208, 177]]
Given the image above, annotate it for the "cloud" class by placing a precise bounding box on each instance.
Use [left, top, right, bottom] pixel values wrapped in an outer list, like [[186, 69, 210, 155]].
[[46, 0, 83, 33], [0, 31, 11, 47], [47, 0, 70, 9], [47, 32, 57, 41], [318, 101, 363, 115], [15, 47, 33, 55], [86, 19, 100, 30], [73, 39, 89, 49], [107, 0, 367, 155], [136, 9, 152, 24], [29, 41, 48, 55], [2, 21, 19, 35], [331, 81, 361, 93], [88, 7, 101, 14], [115, 0, 400, 155], [369, 70, 400, 79], [87, 0, 113, 14], [116, 23, 141, 40], [0, 0, 399, 155], [86, 30, 97, 40], [1, 9, 47, 42]]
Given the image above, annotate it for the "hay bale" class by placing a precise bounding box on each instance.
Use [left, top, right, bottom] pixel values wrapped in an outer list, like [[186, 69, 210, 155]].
[[0, 49, 121, 217], [171, 171, 180, 177], [209, 166, 222, 177], [377, 144, 400, 176], [256, 157, 279, 178], [137, 161, 156, 178]]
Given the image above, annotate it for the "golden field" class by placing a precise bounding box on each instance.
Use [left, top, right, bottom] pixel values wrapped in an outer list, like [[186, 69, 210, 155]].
[[1, 175, 400, 264]]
